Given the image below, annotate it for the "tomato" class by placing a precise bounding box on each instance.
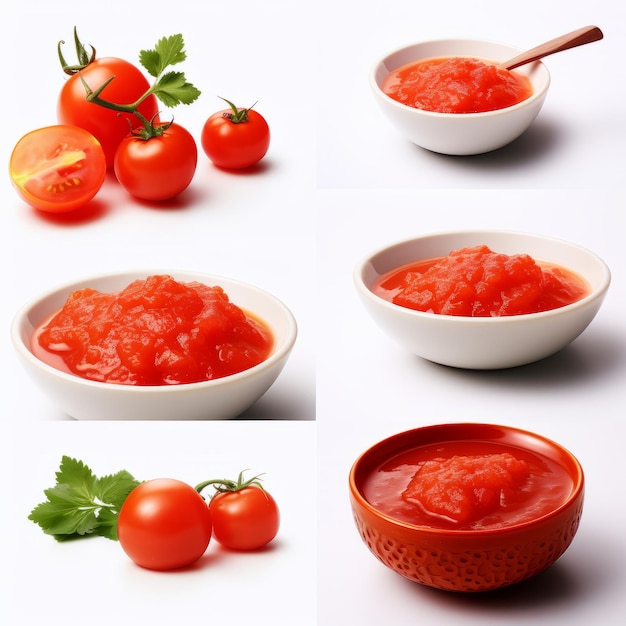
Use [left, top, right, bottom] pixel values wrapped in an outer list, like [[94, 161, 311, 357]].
[[201, 100, 270, 170], [114, 123, 197, 201], [117, 478, 212, 571], [58, 57, 159, 169], [209, 486, 280, 551], [9, 125, 106, 213]]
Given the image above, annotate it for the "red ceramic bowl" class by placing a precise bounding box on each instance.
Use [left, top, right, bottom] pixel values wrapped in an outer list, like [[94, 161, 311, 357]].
[[349, 423, 584, 592]]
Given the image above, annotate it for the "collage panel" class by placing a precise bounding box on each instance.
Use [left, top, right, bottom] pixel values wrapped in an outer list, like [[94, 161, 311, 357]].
[[317, 2, 623, 191], [316, 187, 626, 623], [1, 1, 316, 625], [7, 420, 317, 624]]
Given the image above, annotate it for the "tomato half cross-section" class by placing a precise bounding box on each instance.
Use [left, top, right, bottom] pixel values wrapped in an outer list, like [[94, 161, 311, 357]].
[[9, 125, 107, 213], [117, 478, 212, 571]]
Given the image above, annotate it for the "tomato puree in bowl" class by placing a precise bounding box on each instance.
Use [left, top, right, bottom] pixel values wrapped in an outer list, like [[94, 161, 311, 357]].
[[33, 274, 274, 385], [362, 439, 574, 531], [372, 245, 589, 317], [382, 56, 533, 114]]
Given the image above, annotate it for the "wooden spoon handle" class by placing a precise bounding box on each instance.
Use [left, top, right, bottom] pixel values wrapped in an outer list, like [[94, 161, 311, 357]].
[[499, 25, 603, 70]]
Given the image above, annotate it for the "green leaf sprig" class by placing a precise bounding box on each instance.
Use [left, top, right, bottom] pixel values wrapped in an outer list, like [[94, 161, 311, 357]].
[[28, 456, 141, 541], [81, 33, 201, 139]]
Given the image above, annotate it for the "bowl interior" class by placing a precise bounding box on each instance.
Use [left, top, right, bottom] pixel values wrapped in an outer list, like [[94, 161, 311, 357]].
[[358, 230, 610, 306], [14, 270, 297, 385], [371, 39, 550, 112], [351, 422, 584, 532]]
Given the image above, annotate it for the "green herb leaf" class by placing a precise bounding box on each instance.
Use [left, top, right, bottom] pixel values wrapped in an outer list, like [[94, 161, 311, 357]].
[[29, 456, 141, 542], [153, 71, 202, 107], [140, 34, 187, 77]]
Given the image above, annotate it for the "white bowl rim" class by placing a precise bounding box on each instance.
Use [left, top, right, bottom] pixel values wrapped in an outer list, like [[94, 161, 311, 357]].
[[354, 229, 612, 324], [11, 268, 298, 393], [369, 37, 551, 119]]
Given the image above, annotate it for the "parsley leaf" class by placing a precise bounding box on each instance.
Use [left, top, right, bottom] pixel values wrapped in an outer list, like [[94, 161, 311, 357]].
[[29, 456, 141, 542], [140, 33, 187, 77], [137, 34, 201, 107], [153, 71, 202, 107]]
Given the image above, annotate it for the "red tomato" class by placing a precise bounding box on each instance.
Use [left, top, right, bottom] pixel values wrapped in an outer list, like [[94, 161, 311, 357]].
[[201, 102, 270, 170], [9, 125, 106, 213], [114, 123, 197, 201], [58, 57, 159, 168], [117, 478, 212, 571], [209, 486, 280, 550]]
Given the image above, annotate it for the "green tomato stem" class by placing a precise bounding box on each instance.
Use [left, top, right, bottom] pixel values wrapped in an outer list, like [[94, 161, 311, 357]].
[[195, 470, 266, 498], [80, 74, 163, 138]]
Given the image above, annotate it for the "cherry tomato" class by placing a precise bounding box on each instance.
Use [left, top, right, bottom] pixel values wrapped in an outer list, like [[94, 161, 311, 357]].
[[201, 100, 270, 170], [210, 486, 280, 551], [113, 123, 197, 201], [117, 478, 212, 571], [9, 125, 106, 213], [58, 57, 159, 169]]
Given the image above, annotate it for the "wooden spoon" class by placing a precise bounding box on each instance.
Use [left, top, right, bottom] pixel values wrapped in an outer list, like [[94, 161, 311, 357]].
[[499, 25, 603, 71]]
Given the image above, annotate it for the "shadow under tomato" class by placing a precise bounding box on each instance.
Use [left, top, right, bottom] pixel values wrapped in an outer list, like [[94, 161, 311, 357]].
[[125, 183, 209, 211], [209, 158, 274, 176], [32, 196, 110, 226]]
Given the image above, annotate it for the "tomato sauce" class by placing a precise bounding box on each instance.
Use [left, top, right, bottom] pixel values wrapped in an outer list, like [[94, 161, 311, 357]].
[[372, 245, 589, 317], [382, 56, 533, 113], [33, 275, 274, 386], [362, 440, 573, 530]]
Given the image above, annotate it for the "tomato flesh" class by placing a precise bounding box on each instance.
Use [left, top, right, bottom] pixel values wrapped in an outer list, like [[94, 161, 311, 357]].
[[373, 245, 589, 316], [117, 478, 212, 571], [403, 453, 530, 525], [382, 57, 533, 113], [9, 125, 106, 213], [33, 274, 274, 385], [210, 486, 280, 550], [58, 57, 159, 168]]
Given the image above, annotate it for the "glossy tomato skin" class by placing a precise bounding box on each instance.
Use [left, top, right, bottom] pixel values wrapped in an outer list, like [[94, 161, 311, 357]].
[[201, 108, 270, 170], [210, 486, 280, 550], [114, 123, 197, 201], [58, 57, 159, 169], [9, 125, 106, 213], [117, 478, 212, 571]]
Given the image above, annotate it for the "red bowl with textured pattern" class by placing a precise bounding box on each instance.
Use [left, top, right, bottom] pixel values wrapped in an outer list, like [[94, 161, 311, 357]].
[[349, 423, 584, 592]]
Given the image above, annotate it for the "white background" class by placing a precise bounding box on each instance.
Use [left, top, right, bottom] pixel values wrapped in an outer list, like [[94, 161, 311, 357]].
[[2, 1, 625, 625]]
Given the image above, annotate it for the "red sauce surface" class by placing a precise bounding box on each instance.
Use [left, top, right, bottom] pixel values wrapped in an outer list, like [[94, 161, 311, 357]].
[[33, 274, 274, 386], [382, 56, 533, 113], [362, 440, 573, 530], [372, 245, 590, 317]]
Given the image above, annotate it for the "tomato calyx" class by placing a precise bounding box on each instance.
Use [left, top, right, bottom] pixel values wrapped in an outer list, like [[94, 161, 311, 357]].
[[195, 470, 267, 500], [219, 97, 259, 124], [58, 27, 97, 76]]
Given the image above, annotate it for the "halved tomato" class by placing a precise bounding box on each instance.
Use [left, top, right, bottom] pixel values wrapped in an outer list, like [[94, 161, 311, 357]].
[[9, 125, 107, 213]]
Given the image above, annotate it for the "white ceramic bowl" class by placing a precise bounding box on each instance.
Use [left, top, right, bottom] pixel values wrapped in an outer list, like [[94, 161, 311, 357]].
[[354, 231, 610, 369], [11, 270, 298, 420], [370, 39, 551, 155]]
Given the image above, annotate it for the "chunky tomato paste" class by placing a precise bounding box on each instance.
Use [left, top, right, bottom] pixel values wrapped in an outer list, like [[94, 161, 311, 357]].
[[362, 440, 573, 530], [34, 275, 274, 385], [372, 245, 589, 317], [382, 56, 533, 113]]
